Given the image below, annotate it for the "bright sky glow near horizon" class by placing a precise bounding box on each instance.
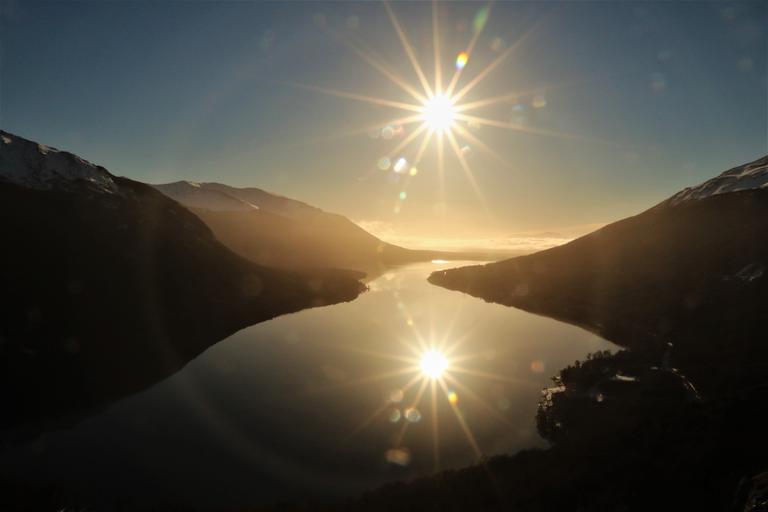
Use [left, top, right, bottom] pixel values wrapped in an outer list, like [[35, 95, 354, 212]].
[[1, 1, 765, 241]]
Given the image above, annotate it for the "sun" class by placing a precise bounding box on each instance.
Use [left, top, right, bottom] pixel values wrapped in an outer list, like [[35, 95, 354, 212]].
[[419, 349, 449, 379], [421, 94, 456, 133], [292, 3, 593, 217]]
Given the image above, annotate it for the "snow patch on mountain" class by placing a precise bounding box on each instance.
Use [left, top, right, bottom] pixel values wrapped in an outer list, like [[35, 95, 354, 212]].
[[0, 130, 117, 193], [153, 181, 324, 220], [153, 181, 260, 212], [669, 155, 768, 205], [735, 263, 765, 283]]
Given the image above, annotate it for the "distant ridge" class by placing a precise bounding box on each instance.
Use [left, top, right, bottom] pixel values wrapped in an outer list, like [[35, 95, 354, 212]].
[[154, 181, 470, 275]]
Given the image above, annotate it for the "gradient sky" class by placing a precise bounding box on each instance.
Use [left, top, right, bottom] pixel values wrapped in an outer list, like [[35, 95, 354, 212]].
[[1, 1, 765, 239]]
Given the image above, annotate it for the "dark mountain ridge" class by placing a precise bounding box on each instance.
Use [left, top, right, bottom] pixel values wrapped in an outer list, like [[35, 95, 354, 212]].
[[0, 130, 365, 428], [335, 157, 768, 512], [430, 156, 768, 395]]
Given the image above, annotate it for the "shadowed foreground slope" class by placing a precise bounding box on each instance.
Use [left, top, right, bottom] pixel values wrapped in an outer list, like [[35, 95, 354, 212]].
[[0, 131, 365, 428]]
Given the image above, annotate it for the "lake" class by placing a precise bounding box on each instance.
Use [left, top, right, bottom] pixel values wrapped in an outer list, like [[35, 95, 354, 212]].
[[0, 261, 614, 509]]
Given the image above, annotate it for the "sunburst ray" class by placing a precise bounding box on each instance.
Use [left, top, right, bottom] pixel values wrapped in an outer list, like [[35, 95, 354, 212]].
[[451, 17, 542, 104], [388, 122, 429, 159], [300, 367, 418, 398], [438, 378, 483, 460], [394, 377, 430, 446], [443, 374, 516, 428], [445, 2, 494, 97], [384, 1, 434, 99], [323, 23, 428, 104], [285, 81, 421, 113], [432, 0, 443, 93], [343, 373, 424, 443], [430, 379, 440, 471], [451, 123, 513, 170], [445, 129, 490, 214]]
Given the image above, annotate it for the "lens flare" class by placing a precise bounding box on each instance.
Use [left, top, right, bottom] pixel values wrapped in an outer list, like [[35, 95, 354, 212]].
[[420, 350, 449, 379], [421, 94, 455, 132], [455, 51, 469, 70]]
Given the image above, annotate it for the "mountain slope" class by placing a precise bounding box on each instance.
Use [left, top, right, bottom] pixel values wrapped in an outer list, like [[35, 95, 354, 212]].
[[154, 181, 461, 275], [668, 155, 768, 204], [0, 131, 365, 427], [429, 156, 768, 395]]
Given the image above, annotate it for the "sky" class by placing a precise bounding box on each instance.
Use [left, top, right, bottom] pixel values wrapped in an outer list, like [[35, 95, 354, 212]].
[[1, 0, 766, 242]]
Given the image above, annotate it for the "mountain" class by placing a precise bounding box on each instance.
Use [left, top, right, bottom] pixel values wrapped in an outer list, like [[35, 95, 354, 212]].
[[153, 181, 466, 275], [0, 130, 365, 428], [326, 156, 768, 512], [429, 155, 768, 395], [667, 155, 768, 204]]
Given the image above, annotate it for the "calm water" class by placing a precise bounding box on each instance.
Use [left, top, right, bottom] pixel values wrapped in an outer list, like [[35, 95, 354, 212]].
[[0, 261, 614, 509]]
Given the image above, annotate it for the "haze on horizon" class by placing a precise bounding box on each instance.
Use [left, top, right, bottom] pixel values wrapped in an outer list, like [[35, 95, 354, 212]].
[[1, 0, 765, 245]]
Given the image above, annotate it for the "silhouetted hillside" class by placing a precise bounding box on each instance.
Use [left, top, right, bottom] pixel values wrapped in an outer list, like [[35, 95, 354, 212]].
[[154, 181, 468, 275], [0, 131, 365, 428], [430, 156, 768, 396]]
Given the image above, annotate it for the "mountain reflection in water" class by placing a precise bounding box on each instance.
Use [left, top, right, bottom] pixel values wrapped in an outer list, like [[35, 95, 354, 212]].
[[0, 261, 614, 509]]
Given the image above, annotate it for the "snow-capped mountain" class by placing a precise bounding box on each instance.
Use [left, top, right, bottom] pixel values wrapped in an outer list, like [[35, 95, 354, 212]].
[[0, 130, 117, 193], [668, 155, 768, 205]]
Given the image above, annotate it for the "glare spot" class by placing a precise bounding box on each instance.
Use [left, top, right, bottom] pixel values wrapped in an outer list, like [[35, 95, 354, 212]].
[[381, 125, 395, 140], [531, 93, 547, 109], [490, 36, 505, 52], [404, 407, 422, 423], [409, 167, 418, 176], [420, 350, 449, 379], [393, 157, 407, 173], [510, 103, 527, 124], [530, 360, 545, 373], [377, 157, 391, 170], [421, 94, 456, 132], [448, 390, 459, 405], [399, 191, 407, 200], [473, 6, 490, 33], [389, 389, 404, 403], [455, 51, 469, 70], [385, 448, 411, 466], [389, 409, 402, 423]]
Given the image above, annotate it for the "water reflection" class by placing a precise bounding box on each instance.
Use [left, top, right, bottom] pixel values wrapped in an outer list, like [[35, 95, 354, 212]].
[[0, 261, 614, 509]]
